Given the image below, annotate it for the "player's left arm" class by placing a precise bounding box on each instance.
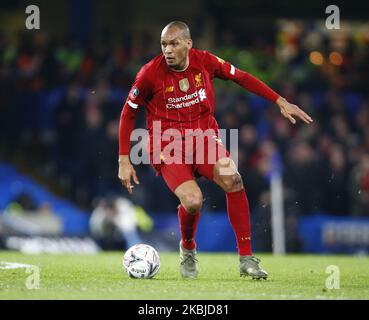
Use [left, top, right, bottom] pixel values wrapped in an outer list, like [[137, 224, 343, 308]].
[[204, 51, 313, 124], [234, 71, 313, 124], [275, 96, 313, 124]]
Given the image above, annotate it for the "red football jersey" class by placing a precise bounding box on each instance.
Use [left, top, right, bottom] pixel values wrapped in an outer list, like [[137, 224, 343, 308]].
[[119, 48, 279, 156]]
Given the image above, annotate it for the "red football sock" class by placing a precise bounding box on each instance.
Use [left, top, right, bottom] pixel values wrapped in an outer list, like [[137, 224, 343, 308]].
[[226, 188, 252, 256], [178, 204, 200, 250]]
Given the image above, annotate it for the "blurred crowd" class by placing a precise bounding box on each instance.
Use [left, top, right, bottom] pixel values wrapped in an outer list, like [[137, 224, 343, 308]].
[[1, 20, 369, 233]]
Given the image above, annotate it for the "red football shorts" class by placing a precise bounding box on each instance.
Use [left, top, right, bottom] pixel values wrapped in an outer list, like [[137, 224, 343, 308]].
[[150, 135, 230, 193]]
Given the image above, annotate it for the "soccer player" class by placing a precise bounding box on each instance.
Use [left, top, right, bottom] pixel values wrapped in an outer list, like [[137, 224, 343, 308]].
[[118, 21, 313, 279]]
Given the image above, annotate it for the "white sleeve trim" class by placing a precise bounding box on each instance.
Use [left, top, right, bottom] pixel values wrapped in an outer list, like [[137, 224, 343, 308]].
[[128, 100, 138, 109], [230, 65, 235, 76]]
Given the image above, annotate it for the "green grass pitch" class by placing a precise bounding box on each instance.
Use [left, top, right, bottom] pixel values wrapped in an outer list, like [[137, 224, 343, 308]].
[[0, 251, 368, 300]]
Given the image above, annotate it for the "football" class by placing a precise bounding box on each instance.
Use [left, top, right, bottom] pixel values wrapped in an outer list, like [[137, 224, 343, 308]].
[[123, 244, 160, 279]]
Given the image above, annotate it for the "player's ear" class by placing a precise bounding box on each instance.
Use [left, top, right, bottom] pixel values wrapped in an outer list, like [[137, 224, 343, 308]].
[[187, 39, 193, 49]]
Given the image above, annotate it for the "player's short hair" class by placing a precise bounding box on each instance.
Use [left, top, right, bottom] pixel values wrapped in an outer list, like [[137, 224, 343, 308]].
[[164, 21, 191, 39]]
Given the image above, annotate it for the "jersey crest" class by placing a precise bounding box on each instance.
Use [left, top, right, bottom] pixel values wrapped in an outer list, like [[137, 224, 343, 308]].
[[194, 73, 203, 87], [179, 78, 190, 93]]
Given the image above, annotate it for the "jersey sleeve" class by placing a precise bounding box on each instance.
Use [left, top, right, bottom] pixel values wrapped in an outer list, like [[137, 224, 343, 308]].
[[203, 50, 235, 80], [125, 65, 153, 109], [203, 50, 279, 103], [119, 65, 153, 155]]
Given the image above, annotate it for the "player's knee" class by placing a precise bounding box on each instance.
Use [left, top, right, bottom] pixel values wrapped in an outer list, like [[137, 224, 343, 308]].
[[182, 192, 203, 214], [221, 173, 243, 193]]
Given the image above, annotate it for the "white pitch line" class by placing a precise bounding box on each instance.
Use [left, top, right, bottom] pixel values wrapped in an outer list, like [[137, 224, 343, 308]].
[[0, 261, 36, 269]]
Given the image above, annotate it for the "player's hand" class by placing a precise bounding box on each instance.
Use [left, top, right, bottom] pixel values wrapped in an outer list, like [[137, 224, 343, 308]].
[[118, 156, 140, 195], [276, 97, 313, 125]]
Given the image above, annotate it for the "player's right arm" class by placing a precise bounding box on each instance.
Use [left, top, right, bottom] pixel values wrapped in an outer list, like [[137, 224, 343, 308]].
[[118, 65, 152, 194]]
